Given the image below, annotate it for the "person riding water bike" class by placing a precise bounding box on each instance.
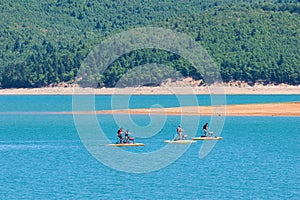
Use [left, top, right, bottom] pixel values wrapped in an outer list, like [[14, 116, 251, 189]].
[[124, 130, 135, 143], [117, 128, 123, 144], [176, 125, 187, 140]]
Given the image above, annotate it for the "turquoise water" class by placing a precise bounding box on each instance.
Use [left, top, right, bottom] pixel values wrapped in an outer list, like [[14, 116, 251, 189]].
[[0, 94, 299, 112], [0, 95, 299, 199]]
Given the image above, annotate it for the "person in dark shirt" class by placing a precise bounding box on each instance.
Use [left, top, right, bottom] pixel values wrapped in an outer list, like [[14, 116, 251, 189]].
[[117, 128, 123, 143], [202, 123, 208, 136], [176, 125, 183, 140]]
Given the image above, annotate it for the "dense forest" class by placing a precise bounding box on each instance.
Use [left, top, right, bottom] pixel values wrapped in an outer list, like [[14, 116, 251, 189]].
[[0, 0, 299, 88]]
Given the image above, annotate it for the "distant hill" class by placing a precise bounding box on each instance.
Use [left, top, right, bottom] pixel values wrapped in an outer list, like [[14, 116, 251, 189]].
[[0, 0, 299, 88]]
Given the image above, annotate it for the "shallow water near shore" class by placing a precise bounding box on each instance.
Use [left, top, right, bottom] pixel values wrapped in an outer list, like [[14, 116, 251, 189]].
[[0, 94, 299, 112], [0, 95, 299, 199]]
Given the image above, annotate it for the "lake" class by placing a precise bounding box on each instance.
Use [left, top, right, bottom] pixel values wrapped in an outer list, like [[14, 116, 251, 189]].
[[0, 95, 299, 199]]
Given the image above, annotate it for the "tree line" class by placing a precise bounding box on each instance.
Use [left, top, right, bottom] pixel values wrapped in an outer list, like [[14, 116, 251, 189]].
[[0, 0, 299, 88]]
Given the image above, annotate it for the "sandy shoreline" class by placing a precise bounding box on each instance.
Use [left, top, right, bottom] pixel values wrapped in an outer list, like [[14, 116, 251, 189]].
[[1, 85, 298, 116], [0, 85, 299, 95], [114, 102, 300, 116], [4, 102, 299, 116], [95, 102, 300, 116]]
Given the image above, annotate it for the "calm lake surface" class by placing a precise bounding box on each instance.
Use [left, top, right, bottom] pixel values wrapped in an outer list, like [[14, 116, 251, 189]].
[[0, 95, 299, 199]]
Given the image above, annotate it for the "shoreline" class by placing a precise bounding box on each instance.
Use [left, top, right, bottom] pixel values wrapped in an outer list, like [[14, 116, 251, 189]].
[[2, 102, 299, 116], [115, 102, 299, 116], [0, 85, 300, 95]]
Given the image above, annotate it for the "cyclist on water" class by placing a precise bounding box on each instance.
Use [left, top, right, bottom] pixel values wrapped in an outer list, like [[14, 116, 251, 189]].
[[124, 130, 135, 143], [202, 122, 213, 137], [176, 125, 187, 140], [117, 128, 123, 143], [202, 123, 208, 136]]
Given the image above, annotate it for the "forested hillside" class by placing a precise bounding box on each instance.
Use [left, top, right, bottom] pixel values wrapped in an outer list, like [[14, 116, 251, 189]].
[[0, 0, 299, 88]]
